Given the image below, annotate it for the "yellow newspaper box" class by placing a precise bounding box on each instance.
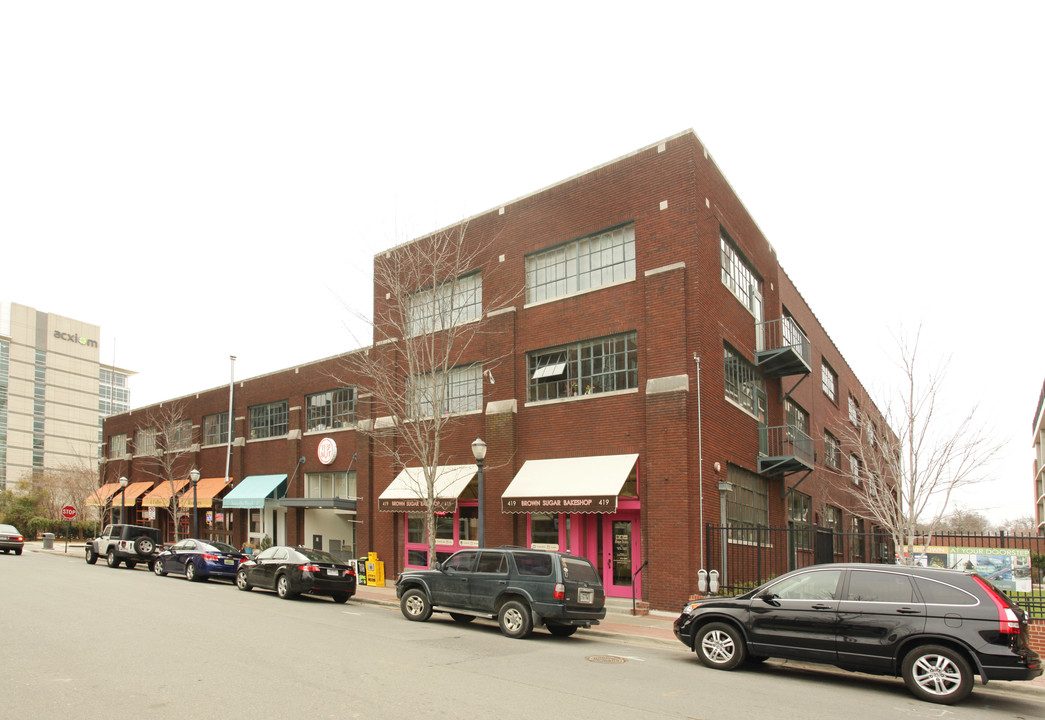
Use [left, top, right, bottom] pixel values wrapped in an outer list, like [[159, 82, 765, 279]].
[[365, 552, 385, 587]]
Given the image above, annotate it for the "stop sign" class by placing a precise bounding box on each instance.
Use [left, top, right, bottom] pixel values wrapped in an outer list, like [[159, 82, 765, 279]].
[[61, 505, 77, 521]]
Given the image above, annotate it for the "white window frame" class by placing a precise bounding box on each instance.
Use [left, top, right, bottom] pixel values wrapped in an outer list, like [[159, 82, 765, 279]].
[[406, 272, 482, 336], [525, 224, 635, 304]]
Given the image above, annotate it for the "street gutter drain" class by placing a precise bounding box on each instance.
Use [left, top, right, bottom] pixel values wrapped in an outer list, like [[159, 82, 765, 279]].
[[586, 655, 627, 664]]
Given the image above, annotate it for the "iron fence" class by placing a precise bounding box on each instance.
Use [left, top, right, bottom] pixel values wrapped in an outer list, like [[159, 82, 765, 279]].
[[706, 525, 1045, 617]]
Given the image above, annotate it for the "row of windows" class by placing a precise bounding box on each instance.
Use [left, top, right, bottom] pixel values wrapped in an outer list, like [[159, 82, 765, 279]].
[[526, 224, 636, 304], [528, 332, 639, 402]]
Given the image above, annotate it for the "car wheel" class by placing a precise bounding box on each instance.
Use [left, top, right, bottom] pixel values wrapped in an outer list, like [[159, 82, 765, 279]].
[[276, 574, 297, 599], [331, 593, 351, 604], [106, 548, 120, 568], [695, 622, 746, 670], [450, 613, 475, 624], [185, 562, 199, 582], [125, 561, 137, 570], [133, 536, 154, 557], [236, 568, 252, 592], [546, 623, 578, 637], [14, 548, 22, 556], [498, 600, 533, 639], [154, 558, 167, 576], [399, 588, 432, 622], [85, 547, 98, 565], [902, 644, 973, 705]]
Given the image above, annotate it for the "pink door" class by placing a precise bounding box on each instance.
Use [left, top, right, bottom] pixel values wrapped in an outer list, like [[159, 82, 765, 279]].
[[601, 511, 641, 598]]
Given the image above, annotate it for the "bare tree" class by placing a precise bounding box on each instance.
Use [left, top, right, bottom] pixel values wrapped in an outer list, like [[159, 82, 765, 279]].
[[347, 223, 518, 567], [935, 505, 991, 534], [829, 328, 1003, 564], [28, 464, 98, 520], [999, 515, 1036, 536], [137, 400, 196, 541]]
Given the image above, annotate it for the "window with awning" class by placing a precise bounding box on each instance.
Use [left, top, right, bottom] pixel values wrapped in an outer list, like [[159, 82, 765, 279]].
[[378, 464, 477, 512], [502, 454, 639, 514]]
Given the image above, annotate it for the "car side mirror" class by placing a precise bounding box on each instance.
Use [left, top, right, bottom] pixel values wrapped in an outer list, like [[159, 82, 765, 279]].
[[758, 591, 780, 606]]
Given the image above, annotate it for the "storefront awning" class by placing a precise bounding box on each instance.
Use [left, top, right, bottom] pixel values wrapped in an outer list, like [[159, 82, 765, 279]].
[[142, 479, 190, 507], [178, 477, 234, 509], [501, 454, 639, 514], [378, 464, 477, 512], [85, 482, 121, 507], [221, 474, 287, 509], [115, 482, 152, 507]]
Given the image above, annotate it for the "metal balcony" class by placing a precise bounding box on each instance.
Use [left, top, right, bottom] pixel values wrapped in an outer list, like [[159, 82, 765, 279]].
[[758, 425, 815, 476], [755, 317, 812, 377]]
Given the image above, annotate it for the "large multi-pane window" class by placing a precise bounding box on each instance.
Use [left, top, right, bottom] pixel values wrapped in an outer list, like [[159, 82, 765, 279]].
[[720, 230, 762, 318], [784, 398, 809, 437], [528, 332, 638, 402], [135, 427, 157, 455], [203, 412, 231, 446], [249, 400, 288, 439], [726, 464, 769, 543], [788, 490, 812, 549], [306, 388, 357, 431], [850, 453, 863, 484], [408, 364, 483, 418], [167, 420, 192, 451], [526, 224, 636, 304], [407, 272, 482, 336], [109, 433, 127, 458], [848, 395, 860, 426], [824, 431, 841, 469], [850, 516, 865, 560], [306, 471, 356, 498], [825, 505, 843, 554], [821, 361, 838, 402], [723, 344, 766, 420]]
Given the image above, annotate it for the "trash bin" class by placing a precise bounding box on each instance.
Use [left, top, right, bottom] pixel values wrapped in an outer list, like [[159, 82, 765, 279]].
[[42, 533, 55, 550]]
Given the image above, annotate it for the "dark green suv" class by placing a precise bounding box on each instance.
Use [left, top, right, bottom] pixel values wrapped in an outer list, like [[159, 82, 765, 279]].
[[395, 547, 606, 639]]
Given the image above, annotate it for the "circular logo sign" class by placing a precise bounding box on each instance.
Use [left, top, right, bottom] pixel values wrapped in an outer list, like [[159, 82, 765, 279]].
[[61, 505, 77, 520], [317, 437, 337, 465]]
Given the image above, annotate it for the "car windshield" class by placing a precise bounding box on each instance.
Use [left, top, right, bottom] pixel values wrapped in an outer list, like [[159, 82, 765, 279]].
[[297, 548, 341, 564], [0, 524, 18, 533], [200, 541, 238, 553]]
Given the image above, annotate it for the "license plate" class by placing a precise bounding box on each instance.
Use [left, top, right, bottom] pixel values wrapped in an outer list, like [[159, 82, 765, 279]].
[[326, 568, 338, 576], [578, 588, 593, 604], [223, 559, 234, 565]]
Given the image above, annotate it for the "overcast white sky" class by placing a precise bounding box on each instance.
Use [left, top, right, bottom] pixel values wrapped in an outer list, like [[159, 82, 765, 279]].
[[2, 2, 1042, 524]]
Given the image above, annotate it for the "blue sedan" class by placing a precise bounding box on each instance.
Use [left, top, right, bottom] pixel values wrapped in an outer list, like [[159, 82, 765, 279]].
[[153, 539, 246, 582]]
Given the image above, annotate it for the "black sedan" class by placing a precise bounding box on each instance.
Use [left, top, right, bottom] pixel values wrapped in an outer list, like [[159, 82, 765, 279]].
[[673, 563, 1041, 705], [153, 539, 246, 581], [235, 546, 356, 603], [0, 524, 24, 555]]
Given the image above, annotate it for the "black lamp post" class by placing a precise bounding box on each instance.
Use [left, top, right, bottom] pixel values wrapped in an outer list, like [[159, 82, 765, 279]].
[[119, 476, 128, 524], [189, 468, 201, 539], [471, 437, 487, 548]]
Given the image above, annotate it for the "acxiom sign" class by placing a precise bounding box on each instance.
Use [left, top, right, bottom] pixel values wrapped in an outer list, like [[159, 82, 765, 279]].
[[54, 331, 98, 348]]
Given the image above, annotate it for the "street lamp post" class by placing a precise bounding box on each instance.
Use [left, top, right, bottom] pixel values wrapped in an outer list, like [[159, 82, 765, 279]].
[[119, 476, 128, 524], [471, 437, 487, 548], [189, 468, 201, 539]]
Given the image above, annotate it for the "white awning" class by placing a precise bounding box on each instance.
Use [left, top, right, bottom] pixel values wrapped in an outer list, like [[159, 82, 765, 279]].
[[502, 454, 639, 514], [378, 464, 478, 512]]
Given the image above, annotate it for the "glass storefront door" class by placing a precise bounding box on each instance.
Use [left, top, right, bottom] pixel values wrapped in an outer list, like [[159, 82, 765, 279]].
[[600, 511, 640, 597]]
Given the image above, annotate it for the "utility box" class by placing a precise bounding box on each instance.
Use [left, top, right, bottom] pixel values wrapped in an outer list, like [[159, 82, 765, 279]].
[[365, 552, 385, 587]]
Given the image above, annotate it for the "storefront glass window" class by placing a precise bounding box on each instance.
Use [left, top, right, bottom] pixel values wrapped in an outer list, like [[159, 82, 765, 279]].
[[530, 514, 560, 550]]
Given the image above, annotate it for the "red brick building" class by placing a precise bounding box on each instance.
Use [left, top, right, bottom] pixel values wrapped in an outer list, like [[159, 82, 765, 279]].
[[100, 130, 885, 611]]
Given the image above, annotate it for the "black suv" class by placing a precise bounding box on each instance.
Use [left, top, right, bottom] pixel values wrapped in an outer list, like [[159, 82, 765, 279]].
[[85, 524, 164, 571], [395, 547, 606, 638], [673, 563, 1042, 704]]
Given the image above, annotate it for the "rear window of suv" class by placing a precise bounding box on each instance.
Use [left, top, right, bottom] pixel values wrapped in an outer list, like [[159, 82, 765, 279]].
[[514, 552, 553, 576], [562, 557, 600, 583]]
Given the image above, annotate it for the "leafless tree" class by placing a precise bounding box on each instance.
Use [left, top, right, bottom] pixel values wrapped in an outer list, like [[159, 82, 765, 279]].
[[934, 505, 991, 534], [24, 464, 96, 520], [346, 223, 519, 567], [999, 515, 1036, 536], [136, 400, 196, 541], [829, 328, 1003, 564]]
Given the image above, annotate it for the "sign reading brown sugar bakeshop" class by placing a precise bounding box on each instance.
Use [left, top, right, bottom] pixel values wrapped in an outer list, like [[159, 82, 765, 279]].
[[502, 496, 616, 513]]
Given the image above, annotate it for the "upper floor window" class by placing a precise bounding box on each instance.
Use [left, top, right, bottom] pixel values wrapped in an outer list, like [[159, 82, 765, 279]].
[[409, 364, 483, 418], [526, 224, 635, 304], [306, 471, 357, 498], [203, 412, 231, 446], [135, 427, 157, 455], [168, 420, 192, 451], [720, 230, 762, 318], [249, 400, 288, 440], [109, 433, 127, 457], [821, 360, 838, 402], [407, 272, 482, 336], [724, 344, 766, 420], [307, 388, 357, 431], [850, 453, 863, 484], [784, 398, 809, 436], [824, 431, 841, 469], [527, 332, 638, 402], [848, 395, 860, 426]]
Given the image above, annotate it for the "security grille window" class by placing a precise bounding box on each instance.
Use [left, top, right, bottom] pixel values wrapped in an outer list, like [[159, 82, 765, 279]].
[[109, 433, 127, 458], [525, 224, 636, 304], [306, 387, 357, 431], [784, 398, 809, 437], [527, 332, 639, 402], [848, 395, 860, 426], [406, 272, 482, 336], [720, 230, 763, 317], [408, 364, 482, 418], [305, 471, 356, 498], [824, 431, 841, 469], [135, 427, 157, 455], [825, 505, 843, 553], [821, 361, 838, 402], [723, 344, 766, 420], [850, 453, 863, 484], [203, 412, 231, 446], [167, 420, 192, 451], [725, 464, 769, 543], [249, 400, 288, 439], [788, 490, 812, 549]]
